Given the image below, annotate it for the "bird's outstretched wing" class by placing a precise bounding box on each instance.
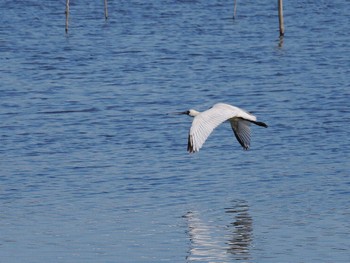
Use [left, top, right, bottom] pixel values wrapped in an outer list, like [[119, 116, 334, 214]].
[[230, 118, 252, 150], [187, 103, 245, 153]]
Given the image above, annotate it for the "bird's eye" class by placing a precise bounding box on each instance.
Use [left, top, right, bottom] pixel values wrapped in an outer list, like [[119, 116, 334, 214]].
[[186, 111, 190, 115]]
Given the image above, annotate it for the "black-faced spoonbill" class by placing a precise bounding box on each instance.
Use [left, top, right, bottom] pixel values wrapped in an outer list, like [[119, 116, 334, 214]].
[[175, 103, 268, 153]]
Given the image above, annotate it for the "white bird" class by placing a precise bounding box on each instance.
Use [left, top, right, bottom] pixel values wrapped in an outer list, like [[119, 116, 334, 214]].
[[176, 103, 268, 153]]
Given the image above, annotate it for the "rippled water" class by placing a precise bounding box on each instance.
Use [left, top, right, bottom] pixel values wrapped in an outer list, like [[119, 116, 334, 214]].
[[1, 0, 349, 262]]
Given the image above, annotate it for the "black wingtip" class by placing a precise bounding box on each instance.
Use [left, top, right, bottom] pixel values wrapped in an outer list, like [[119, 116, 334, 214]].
[[187, 134, 197, 153], [253, 121, 268, 128], [240, 118, 268, 128], [187, 135, 193, 153]]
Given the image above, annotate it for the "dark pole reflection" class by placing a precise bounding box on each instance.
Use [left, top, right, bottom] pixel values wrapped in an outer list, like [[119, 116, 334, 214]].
[[278, 35, 284, 48], [184, 200, 253, 262]]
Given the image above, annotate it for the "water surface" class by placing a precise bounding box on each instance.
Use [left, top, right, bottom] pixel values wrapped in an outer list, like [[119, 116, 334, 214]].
[[1, 0, 349, 262]]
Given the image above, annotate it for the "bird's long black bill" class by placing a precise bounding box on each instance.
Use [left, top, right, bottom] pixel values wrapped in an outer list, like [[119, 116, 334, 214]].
[[167, 111, 188, 115]]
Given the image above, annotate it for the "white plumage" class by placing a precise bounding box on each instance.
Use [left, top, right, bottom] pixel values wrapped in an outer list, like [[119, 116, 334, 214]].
[[176, 103, 268, 153]]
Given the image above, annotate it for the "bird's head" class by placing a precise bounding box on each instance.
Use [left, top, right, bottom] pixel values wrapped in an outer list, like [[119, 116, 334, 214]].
[[169, 109, 200, 117], [173, 109, 200, 117], [187, 109, 200, 117]]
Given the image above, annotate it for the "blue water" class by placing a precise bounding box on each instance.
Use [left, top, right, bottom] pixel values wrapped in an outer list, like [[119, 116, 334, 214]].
[[1, 0, 349, 262]]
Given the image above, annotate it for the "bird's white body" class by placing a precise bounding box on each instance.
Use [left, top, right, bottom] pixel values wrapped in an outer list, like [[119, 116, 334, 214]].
[[181, 103, 267, 153]]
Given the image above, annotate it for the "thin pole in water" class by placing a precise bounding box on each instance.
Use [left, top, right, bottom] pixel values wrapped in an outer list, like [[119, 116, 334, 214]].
[[104, 0, 108, 19], [233, 0, 237, 19], [278, 0, 284, 36], [65, 0, 70, 33]]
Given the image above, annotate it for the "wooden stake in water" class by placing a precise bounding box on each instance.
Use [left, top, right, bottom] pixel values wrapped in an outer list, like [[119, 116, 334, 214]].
[[65, 0, 70, 33], [104, 0, 108, 19], [233, 0, 237, 19], [278, 0, 284, 36]]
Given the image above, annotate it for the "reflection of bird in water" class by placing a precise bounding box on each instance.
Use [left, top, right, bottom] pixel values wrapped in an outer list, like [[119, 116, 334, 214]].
[[184, 200, 253, 262], [225, 200, 253, 259], [184, 211, 230, 262]]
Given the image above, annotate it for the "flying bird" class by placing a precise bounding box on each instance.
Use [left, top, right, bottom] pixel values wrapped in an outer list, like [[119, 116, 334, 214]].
[[175, 103, 268, 153]]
